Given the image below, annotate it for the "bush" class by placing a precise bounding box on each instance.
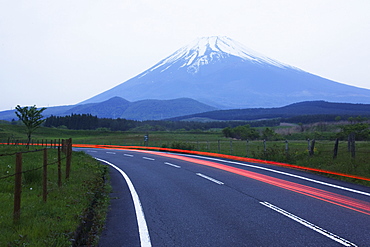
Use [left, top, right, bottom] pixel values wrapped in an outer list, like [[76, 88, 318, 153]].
[[170, 141, 195, 151], [222, 125, 260, 140]]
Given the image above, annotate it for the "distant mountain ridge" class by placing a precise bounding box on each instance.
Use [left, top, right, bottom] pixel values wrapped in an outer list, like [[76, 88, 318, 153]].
[[81, 36, 370, 108], [168, 101, 370, 121], [2, 100, 370, 123], [0, 97, 216, 121], [66, 97, 216, 120]]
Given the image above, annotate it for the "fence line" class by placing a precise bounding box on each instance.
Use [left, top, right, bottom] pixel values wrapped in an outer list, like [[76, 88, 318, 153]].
[[0, 138, 72, 222], [96, 135, 368, 160]]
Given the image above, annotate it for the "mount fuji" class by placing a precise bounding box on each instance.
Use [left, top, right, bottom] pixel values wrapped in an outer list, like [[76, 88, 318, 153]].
[[83, 36, 370, 108]]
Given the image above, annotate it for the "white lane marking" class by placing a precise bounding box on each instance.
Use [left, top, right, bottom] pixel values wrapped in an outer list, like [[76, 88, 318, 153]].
[[95, 158, 152, 247], [260, 201, 357, 247], [87, 150, 97, 153], [196, 173, 224, 185], [180, 154, 370, 197], [106, 152, 116, 154], [164, 162, 181, 168], [143, 157, 155, 161], [124, 154, 134, 157]]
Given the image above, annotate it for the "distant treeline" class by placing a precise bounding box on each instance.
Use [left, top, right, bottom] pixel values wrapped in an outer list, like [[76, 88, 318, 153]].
[[44, 113, 370, 132], [43, 114, 281, 131]]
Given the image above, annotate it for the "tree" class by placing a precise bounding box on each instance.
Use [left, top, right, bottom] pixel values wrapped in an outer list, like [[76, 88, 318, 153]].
[[337, 123, 370, 141], [262, 127, 281, 141], [15, 105, 47, 147]]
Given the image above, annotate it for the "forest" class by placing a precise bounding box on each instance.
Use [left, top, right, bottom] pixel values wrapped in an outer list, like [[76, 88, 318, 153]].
[[43, 114, 280, 131]]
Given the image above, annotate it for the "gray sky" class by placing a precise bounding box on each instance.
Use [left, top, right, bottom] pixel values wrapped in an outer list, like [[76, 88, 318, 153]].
[[1, 0, 370, 111]]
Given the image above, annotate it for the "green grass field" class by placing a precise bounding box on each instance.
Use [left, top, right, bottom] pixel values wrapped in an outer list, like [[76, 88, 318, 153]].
[[0, 145, 110, 246]]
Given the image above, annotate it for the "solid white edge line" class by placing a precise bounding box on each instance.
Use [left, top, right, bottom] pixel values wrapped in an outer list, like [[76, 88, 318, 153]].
[[95, 158, 152, 247], [196, 173, 224, 185], [260, 201, 357, 247], [164, 162, 181, 168], [180, 154, 370, 197]]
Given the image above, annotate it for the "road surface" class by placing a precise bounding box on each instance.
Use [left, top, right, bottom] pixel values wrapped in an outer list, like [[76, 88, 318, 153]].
[[77, 148, 370, 247]]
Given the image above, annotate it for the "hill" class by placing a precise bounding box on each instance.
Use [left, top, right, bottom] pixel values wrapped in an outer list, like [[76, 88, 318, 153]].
[[168, 101, 370, 121]]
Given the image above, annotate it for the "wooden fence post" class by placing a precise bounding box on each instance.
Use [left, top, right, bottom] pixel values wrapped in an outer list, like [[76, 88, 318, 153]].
[[58, 146, 62, 187], [333, 138, 339, 159], [43, 148, 48, 202], [285, 140, 289, 155], [309, 139, 316, 156], [246, 139, 249, 157], [62, 139, 66, 154], [350, 133, 356, 159], [66, 138, 72, 179], [347, 135, 351, 152], [14, 152, 22, 223]]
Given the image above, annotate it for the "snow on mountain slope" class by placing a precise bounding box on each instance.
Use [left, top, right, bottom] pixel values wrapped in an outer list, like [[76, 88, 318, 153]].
[[140, 36, 293, 76]]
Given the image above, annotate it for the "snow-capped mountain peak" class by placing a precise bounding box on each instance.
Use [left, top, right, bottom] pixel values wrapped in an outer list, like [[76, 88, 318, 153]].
[[82, 36, 370, 109], [143, 36, 290, 75]]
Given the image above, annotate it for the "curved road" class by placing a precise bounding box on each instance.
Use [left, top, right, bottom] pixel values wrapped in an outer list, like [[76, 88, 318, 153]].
[[77, 148, 370, 247]]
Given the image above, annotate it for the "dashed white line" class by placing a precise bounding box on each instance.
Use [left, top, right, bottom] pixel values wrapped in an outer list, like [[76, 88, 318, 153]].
[[124, 154, 134, 157], [260, 201, 357, 247], [164, 162, 181, 168], [106, 152, 116, 154], [196, 173, 224, 185], [143, 157, 155, 161], [95, 158, 152, 247], [87, 150, 97, 153], [181, 154, 370, 197]]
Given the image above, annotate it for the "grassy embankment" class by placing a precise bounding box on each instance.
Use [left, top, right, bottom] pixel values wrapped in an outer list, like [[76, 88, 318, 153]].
[[0, 142, 110, 246]]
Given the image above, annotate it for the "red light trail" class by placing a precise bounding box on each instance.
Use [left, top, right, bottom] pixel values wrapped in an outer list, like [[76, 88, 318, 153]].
[[138, 150, 370, 216]]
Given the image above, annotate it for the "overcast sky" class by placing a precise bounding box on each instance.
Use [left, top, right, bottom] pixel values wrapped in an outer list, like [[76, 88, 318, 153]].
[[1, 0, 370, 111]]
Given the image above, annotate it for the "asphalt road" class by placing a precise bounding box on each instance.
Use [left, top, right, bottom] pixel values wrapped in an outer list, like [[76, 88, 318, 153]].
[[77, 148, 370, 247]]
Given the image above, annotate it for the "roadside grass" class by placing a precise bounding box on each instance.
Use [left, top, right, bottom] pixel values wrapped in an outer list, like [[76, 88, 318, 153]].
[[0, 145, 110, 246]]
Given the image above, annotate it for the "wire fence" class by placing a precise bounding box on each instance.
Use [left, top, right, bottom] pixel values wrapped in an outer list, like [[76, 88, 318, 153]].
[[0, 138, 72, 222], [113, 137, 366, 160]]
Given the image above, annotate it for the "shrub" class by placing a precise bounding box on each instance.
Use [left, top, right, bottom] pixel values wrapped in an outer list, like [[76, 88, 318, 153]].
[[170, 141, 195, 151]]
